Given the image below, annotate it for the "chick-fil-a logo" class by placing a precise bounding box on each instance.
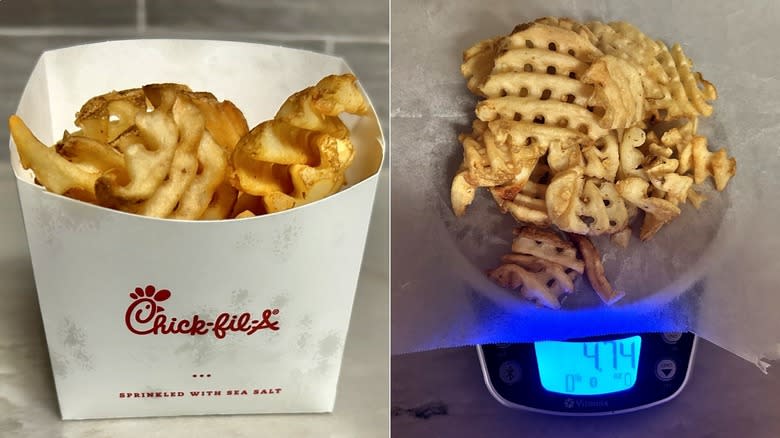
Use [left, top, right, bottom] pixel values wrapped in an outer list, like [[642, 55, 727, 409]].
[[125, 285, 280, 339]]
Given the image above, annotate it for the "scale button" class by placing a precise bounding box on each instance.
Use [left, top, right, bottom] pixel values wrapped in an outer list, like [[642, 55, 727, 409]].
[[498, 360, 522, 385], [661, 332, 683, 344], [655, 359, 677, 381]]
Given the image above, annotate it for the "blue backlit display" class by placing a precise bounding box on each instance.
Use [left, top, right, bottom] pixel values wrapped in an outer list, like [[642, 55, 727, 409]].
[[534, 336, 642, 395]]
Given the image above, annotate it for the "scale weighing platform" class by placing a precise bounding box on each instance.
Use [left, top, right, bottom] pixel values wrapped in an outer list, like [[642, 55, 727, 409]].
[[477, 332, 697, 415]]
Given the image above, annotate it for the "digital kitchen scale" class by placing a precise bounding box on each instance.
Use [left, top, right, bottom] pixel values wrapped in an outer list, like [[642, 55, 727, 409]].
[[477, 332, 697, 415]]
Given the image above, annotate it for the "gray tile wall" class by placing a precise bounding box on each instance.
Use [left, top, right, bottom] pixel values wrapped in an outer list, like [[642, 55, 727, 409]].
[[0, 0, 388, 161]]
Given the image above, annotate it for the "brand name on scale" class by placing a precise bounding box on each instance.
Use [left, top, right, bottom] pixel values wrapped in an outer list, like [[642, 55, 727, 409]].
[[124, 285, 280, 338], [563, 398, 609, 409]]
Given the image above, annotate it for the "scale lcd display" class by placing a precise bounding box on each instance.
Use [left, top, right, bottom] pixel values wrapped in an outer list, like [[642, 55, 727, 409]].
[[534, 336, 642, 396]]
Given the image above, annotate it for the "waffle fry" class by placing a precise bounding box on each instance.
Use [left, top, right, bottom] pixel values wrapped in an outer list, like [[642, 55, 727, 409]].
[[480, 72, 592, 106], [490, 164, 551, 225], [617, 126, 646, 179], [616, 177, 680, 222], [687, 188, 707, 209], [171, 132, 228, 220], [231, 74, 367, 212], [75, 88, 148, 143], [488, 257, 577, 309], [654, 118, 733, 205], [56, 134, 125, 174], [488, 226, 622, 308], [534, 17, 599, 45], [95, 108, 180, 206], [477, 98, 608, 140], [511, 226, 584, 273], [500, 253, 577, 293], [586, 21, 716, 121], [569, 233, 625, 304], [451, 167, 477, 217], [691, 136, 736, 191], [586, 21, 668, 101], [462, 37, 502, 96], [582, 131, 619, 182], [581, 55, 645, 129], [459, 130, 512, 187], [661, 121, 696, 174], [9, 115, 101, 198], [12, 74, 367, 221], [546, 167, 629, 235], [491, 184, 549, 226], [455, 17, 736, 307]]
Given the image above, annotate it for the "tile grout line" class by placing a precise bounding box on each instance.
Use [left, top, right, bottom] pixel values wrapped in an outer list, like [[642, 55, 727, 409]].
[[0, 27, 388, 44], [324, 39, 335, 55], [136, 0, 147, 33]]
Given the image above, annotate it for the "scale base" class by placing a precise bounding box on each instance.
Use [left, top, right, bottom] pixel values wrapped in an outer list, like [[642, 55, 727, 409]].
[[477, 333, 697, 415]]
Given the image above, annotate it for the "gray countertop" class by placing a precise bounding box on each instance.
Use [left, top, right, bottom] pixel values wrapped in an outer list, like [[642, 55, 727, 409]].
[[0, 166, 389, 438]]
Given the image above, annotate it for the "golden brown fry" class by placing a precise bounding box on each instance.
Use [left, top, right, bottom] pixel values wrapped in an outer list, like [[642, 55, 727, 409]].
[[502, 253, 576, 293], [230, 73, 365, 205], [230, 192, 266, 218], [569, 233, 624, 304], [545, 167, 586, 233], [687, 187, 707, 209], [188, 93, 249, 153], [581, 55, 645, 129], [582, 132, 619, 182], [451, 168, 477, 217], [234, 210, 255, 219], [95, 107, 179, 207], [639, 212, 666, 242], [56, 135, 125, 174], [461, 37, 501, 96], [487, 264, 557, 309], [459, 132, 514, 187], [617, 126, 646, 180], [109, 125, 144, 153], [616, 177, 680, 222], [171, 132, 227, 220], [303, 74, 369, 116], [107, 99, 146, 142], [15, 75, 360, 221], [275, 74, 367, 137], [230, 158, 291, 196], [199, 182, 238, 220], [691, 136, 736, 191], [136, 96, 205, 217], [491, 186, 550, 227], [288, 164, 344, 203], [476, 97, 607, 140], [454, 17, 735, 307], [233, 120, 317, 166], [511, 225, 584, 274], [10, 115, 99, 197], [75, 88, 147, 143], [142, 83, 192, 112], [263, 191, 298, 214]]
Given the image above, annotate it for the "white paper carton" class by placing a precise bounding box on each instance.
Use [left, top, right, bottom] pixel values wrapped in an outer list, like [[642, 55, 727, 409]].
[[8, 40, 384, 420]]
